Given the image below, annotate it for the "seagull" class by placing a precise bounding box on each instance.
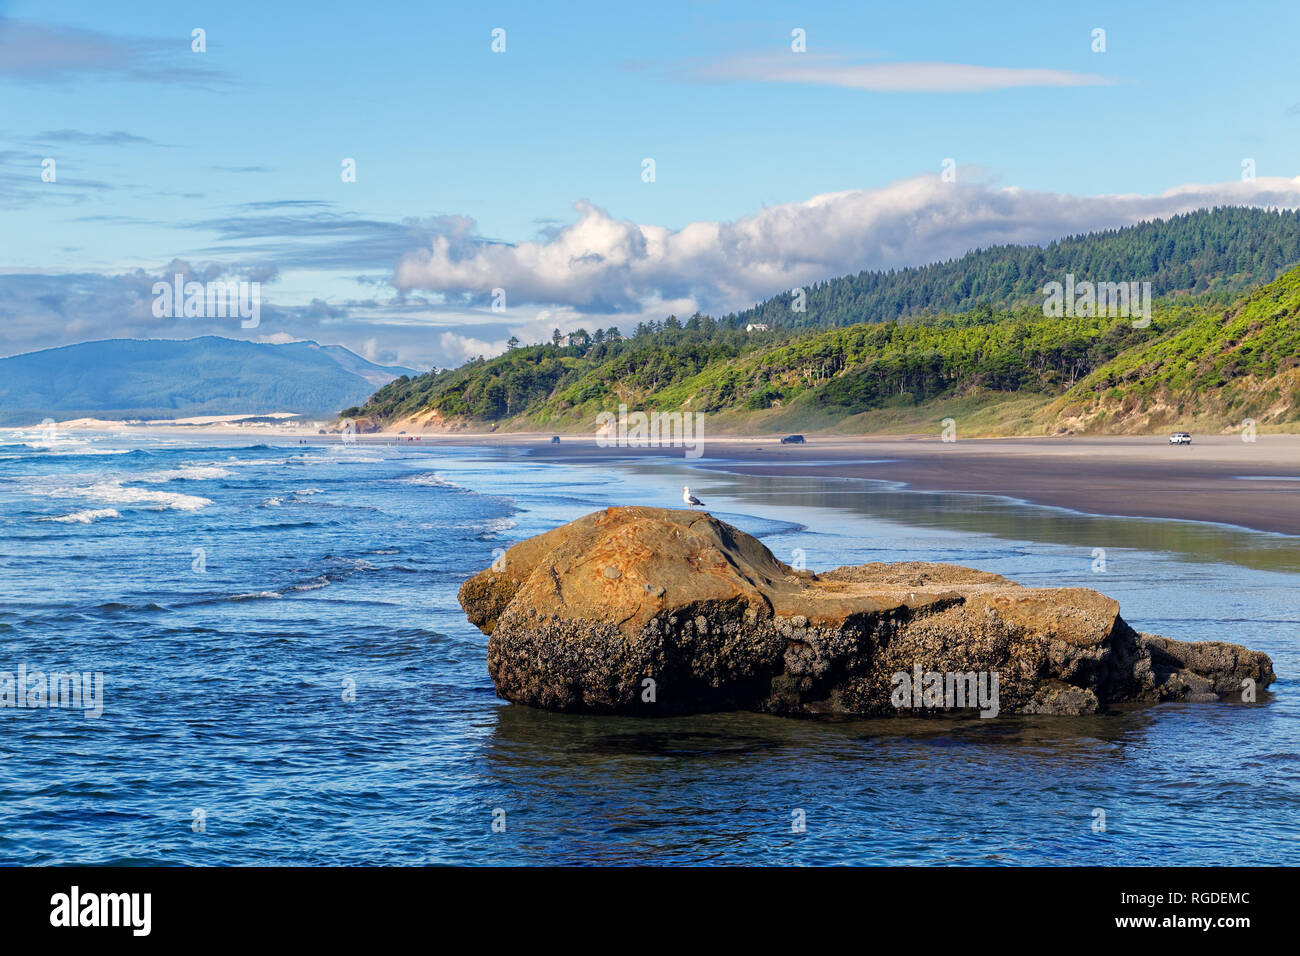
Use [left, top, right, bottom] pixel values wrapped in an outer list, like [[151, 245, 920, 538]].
[[682, 486, 704, 510]]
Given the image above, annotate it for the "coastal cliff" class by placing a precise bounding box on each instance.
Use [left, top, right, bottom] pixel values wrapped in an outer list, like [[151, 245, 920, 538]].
[[459, 507, 1275, 717]]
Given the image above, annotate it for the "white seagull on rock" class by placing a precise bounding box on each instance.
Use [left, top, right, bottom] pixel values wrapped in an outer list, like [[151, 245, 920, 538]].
[[682, 486, 704, 510]]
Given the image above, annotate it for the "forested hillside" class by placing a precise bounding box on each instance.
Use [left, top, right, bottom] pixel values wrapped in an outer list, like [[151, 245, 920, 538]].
[[344, 210, 1300, 436], [1052, 263, 1300, 432], [730, 207, 1300, 329]]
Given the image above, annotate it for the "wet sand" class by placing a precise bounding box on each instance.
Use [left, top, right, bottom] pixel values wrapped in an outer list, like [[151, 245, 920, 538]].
[[45, 421, 1300, 536], [515, 434, 1300, 536]]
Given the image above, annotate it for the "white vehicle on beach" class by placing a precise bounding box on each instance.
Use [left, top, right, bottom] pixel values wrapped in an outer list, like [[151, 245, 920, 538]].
[[1169, 432, 1192, 445]]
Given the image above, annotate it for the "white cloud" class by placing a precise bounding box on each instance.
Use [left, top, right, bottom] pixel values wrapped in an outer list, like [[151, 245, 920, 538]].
[[10, 174, 1300, 374], [395, 174, 1300, 317], [438, 331, 512, 365], [688, 53, 1113, 93]]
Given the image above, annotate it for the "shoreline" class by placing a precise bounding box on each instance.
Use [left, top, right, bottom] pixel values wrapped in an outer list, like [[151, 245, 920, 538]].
[[16, 422, 1300, 537], [519, 435, 1300, 538]]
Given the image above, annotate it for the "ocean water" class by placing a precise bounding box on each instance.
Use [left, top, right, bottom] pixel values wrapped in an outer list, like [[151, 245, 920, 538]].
[[0, 431, 1296, 866]]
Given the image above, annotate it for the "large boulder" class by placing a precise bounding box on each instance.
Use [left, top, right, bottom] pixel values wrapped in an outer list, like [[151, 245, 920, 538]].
[[459, 507, 1275, 717]]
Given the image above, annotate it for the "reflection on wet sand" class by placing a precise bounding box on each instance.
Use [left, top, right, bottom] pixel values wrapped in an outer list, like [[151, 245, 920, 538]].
[[627, 464, 1300, 574]]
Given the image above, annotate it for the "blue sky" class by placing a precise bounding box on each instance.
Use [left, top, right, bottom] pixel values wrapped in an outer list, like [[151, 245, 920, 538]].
[[2, 0, 1299, 368]]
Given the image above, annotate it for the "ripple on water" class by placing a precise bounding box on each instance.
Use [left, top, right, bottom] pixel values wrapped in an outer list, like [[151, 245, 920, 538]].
[[0, 439, 1296, 864]]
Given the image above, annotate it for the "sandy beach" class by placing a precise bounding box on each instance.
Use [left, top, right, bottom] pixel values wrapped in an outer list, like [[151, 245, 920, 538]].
[[518, 434, 1300, 536], [37, 417, 1300, 535]]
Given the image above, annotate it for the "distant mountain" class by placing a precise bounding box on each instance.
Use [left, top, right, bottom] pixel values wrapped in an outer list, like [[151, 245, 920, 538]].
[[0, 336, 417, 425]]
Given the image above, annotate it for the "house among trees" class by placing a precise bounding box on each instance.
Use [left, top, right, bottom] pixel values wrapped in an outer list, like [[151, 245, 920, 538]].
[[746, 323, 770, 332]]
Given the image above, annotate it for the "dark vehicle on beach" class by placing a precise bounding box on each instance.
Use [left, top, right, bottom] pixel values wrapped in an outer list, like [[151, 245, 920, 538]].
[[551, 436, 561, 443], [780, 434, 806, 444]]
